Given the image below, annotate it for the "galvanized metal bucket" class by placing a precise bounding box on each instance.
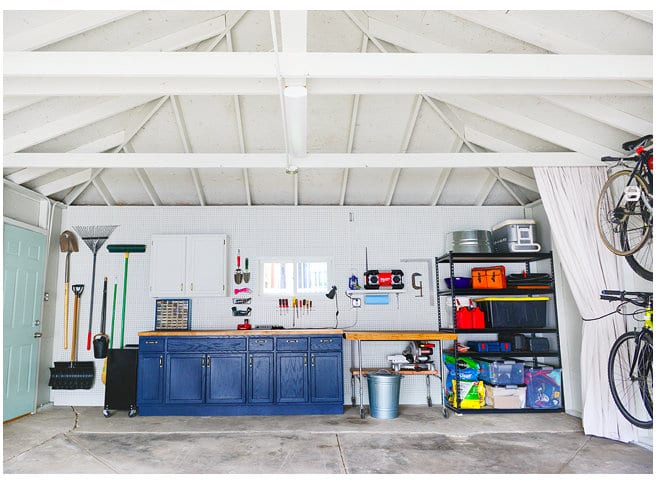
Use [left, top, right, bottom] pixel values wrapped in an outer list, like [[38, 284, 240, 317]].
[[367, 370, 402, 419], [446, 230, 493, 253]]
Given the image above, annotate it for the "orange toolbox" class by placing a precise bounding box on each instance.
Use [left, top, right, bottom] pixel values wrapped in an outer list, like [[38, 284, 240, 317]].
[[471, 266, 506, 289]]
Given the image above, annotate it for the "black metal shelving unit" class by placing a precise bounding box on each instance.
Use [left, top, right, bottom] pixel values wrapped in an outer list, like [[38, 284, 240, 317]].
[[435, 251, 564, 415]]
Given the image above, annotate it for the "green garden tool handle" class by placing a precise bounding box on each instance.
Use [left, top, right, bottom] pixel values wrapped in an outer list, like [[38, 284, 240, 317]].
[[120, 252, 129, 349], [110, 280, 117, 348]]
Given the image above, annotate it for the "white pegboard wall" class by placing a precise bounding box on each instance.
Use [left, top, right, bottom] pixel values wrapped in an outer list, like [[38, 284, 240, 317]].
[[51, 205, 527, 407]]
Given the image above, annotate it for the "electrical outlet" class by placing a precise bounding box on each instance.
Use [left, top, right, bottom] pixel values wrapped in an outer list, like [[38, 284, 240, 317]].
[[351, 297, 362, 308]]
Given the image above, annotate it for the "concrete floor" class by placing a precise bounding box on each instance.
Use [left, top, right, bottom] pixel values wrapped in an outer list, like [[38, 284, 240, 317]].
[[3, 405, 654, 477]]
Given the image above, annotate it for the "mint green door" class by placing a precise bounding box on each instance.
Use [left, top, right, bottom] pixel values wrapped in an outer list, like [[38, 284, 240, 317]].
[[3, 223, 46, 421]]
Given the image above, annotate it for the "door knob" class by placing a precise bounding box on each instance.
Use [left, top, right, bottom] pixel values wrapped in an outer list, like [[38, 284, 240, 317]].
[[34, 332, 42, 338], [34, 319, 40, 327]]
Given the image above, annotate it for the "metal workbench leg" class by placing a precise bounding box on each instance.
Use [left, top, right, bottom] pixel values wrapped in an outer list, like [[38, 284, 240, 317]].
[[438, 341, 449, 418], [358, 339, 365, 419], [426, 375, 432, 407]]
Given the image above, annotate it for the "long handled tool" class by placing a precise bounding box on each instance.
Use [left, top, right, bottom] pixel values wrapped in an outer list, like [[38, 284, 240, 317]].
[[59, 230, 79, 349], [102, 279, 118, 385], [73, 225, 117, 351], [49, 284, 95, 390], [93, 277, 110, 359], [107, 244, 146, 349], [234, 249, 243, 284]]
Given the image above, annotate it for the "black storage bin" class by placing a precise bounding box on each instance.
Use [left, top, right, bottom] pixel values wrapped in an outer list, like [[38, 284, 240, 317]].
[[474, 297, 549, 328], [103, 345, 138, 417]]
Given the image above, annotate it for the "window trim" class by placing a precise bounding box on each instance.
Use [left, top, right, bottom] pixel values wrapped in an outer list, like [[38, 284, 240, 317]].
[[259, 256, 333, 296]]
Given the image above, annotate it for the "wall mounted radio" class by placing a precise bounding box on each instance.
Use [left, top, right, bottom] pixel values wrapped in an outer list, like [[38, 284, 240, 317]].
[[364, 269, 404, 290]]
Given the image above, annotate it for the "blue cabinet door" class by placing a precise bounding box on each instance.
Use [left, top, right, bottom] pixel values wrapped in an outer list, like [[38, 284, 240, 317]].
[[249, 353, 274, 404], [310, 352, 343, 403], [206, 353, 246, 404], [166, 354, 205, 403], [137, 353, 164, 404], [276, 353, 308, 403]]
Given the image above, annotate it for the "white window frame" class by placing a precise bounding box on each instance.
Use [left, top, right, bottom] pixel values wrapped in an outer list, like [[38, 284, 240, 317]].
[[259, 257, 334, 296]]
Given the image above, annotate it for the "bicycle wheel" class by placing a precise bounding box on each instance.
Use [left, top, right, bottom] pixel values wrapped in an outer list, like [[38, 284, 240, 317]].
[[597, 170, 651, 256], [608, 330, 653, 429], [624, 240, 653, 281]]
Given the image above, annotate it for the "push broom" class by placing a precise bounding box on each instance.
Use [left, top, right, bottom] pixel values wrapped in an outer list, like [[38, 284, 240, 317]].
[[106, 245, 146, 349]]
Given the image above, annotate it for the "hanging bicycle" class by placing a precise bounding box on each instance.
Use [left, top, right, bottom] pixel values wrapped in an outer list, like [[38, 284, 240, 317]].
[[597, 134, 653, 281], [600, 290, 653, 429]]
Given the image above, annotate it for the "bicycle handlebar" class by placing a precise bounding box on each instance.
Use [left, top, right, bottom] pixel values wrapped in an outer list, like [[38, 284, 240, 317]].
[[601, 290, 653, 307]]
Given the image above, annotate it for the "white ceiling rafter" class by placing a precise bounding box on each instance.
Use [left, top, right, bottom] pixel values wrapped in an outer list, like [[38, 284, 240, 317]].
[[130, 15, 227, 51], [618, 11, 653, 24], [498, 168, 539, 193], [3, 96, 47, 115], [92, 177, 116, 206], [540, 96, 653, 136], [171, 94, 207, 206], [34, 169, 93, 196], [436, 95, 625, 158], [4, 11, 135, 51], [6, 167, 58, 185], [446, 10, 607, 54], [475, 173, 499, 206], [63, 168, 104, 206], [5, 152, 598, 169], [68, 131, 126, 153], [368, 16, 454, 52], [464, 126, 528, 153]]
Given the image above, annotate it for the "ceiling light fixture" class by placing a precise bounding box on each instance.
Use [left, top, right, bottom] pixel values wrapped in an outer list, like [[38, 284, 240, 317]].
[[284, 85, 307, 158]]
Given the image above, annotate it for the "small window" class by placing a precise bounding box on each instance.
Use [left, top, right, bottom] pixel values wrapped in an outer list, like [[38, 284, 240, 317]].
[[261, 258, 331, 295]]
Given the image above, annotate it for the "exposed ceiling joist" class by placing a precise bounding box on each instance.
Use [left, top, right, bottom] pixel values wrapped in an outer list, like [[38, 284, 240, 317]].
[[4, 52, 650, 97], [475, 172, 499, 206], [436, 95, 624, 157], [540, 96, 653, 136], [63, 168, 103, 205], [618, 10, 653, 24], [3, 95, 159, 154], [34, 169, 93, 196], [447, 10, 606, 54], [5, 151, 600, 169], [134, 168, 162, 206], [499, 167, 539, 193], [430, 168, 452, 206], [368, 17, 453, 52], [4, 11, 135, 51], [92, 177, 116, 206], [5, 167, 58, 185], [68, 131, 125, 153], [3, 96, 46, 115], [131, 15, 227, 51], [464, 126, 528, 153], [171, 95, 206, 206]]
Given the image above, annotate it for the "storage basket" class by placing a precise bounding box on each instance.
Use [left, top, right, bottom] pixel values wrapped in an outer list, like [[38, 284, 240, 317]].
[[154, 298, 191, 330], [474, 297, 549, 328]]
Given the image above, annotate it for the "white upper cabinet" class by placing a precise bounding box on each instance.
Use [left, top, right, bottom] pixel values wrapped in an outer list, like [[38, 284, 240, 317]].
[[150, 234, 227, 297]]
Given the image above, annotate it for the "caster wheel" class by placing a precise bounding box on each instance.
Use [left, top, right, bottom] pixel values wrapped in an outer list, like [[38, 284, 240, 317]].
[[427, 397, 432, 408], [102, 409, 111, 418], [442, 408, 449, 419], [128, 407, 138, 418]]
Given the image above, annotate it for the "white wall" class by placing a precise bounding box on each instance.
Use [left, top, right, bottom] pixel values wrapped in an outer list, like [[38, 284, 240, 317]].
[[53, 204, 541, 407]]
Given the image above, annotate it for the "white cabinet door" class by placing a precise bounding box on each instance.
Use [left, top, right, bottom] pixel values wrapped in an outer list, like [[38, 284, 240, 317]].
[[186, 235, 227, 296], [150, 235, 187, 297]]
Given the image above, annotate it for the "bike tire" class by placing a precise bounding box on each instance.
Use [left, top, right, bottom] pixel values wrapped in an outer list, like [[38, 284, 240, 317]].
[[608, 330, 653, 429], [624, 246, 653, 281], [597, 170, 651, 256]]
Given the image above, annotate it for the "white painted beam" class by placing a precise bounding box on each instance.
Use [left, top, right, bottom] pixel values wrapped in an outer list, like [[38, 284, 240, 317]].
[[437, 95, 624, 157], [541, 96, 653, 136], [3, 96, 46, 114], [63, 168, 104, 205], [68, 131, 125, 153], [447, 10, 606, 54], [92, 177, 116, 206], [134, 168, 162, 206], [464, 126, 529, 153], [280, 11, 307, 52], [368, 17, 454, 52], [131, 15, 227, 51], [5, 151, 600, 169], [3, 95, 159, 154], [475, 173, 498, 206], [499, 168, 540, 194], [430, 169, 451, 206], [618, 11, 653, 24], [34, 169, 93, 196], [4, 11, 134, 51], [6, 167, 58, 185]]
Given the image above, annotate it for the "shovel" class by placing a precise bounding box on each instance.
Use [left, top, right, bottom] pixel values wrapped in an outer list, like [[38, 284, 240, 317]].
[[59, 230, 79, 349], [234, 250, 243, 284], [243, 257, 250, 283]]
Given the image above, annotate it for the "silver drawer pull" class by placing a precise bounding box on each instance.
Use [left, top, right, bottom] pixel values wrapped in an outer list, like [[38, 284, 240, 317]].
[[145, 340, 159, 345], [320, 339, 332, 343], [256, 339, 267, 343], [287, 339, 299, 343]]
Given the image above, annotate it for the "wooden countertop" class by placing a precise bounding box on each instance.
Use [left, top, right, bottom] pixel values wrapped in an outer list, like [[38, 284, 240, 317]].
[[138, 328, 344, 337], [343, 330, 457, 341]]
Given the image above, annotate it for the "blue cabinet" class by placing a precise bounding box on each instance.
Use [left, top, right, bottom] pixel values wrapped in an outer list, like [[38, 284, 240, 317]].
[[137, 333, 343, 416]]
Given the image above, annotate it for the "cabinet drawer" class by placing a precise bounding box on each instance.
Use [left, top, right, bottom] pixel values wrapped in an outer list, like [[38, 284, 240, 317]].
[[249, 337, 274, 351], [276, 337, 308, 351], [310, 337, 342, 352], [168, 337, 246, 352], [140, 337, 165, 352]]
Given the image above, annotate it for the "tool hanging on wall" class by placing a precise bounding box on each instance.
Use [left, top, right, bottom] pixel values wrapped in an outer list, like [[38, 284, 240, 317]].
[[49, 284, 95, 390], [102, 278, 118, 385], [234, 250, 243, 284], [243, 258, 250, 283], [59, 230, 79, 349], [107, 244, 146, 349], [73, 225, 117, 351], [93, 277, 110, 359], [412, 273, 423, 298]]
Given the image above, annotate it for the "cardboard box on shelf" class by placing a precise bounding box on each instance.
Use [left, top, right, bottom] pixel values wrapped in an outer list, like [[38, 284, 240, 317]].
[[485, 384, 526, 409]]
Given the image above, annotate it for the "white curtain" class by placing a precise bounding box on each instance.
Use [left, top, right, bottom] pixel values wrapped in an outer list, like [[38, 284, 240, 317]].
[[534, 166, 639, 443]]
